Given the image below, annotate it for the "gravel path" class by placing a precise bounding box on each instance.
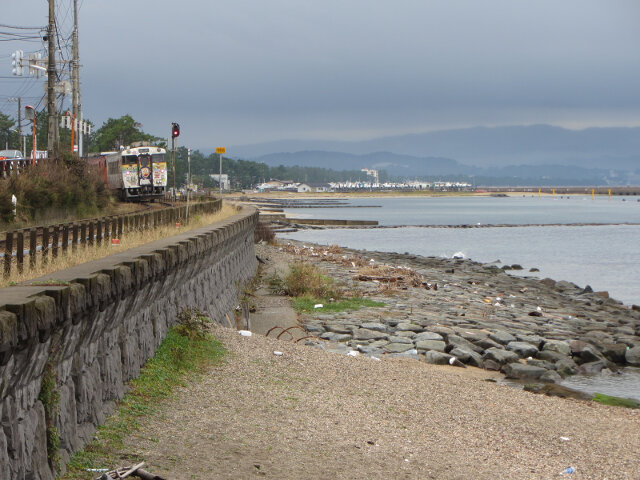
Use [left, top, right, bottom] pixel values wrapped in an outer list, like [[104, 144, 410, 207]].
[[123, 327, 640, 480]]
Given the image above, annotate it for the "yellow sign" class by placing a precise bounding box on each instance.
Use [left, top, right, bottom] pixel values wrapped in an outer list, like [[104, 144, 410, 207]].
[[216, 147, 226, 154]]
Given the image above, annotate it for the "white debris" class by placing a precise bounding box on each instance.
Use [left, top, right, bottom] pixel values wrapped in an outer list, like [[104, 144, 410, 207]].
[[346, 350, 359, 357], [238, 330, 252, 337], [273, 351, 284, 356], [314, 304, 323, 309], [449, 356, 457, 365], [560, 436, 570, 441]]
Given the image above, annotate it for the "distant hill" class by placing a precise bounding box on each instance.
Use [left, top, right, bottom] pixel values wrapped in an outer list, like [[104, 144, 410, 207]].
[[229, 124, 640, 171]]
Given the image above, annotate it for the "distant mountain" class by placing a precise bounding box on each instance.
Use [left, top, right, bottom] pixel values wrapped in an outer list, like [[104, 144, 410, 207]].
[[229, 125, 640, 170], [253, 150, 629, 186]]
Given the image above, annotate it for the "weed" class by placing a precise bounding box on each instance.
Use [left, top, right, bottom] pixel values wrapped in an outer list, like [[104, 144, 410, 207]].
[[592, 392, 640, 409], [39, 357, 60, 473], [293, 296, 385, 313], [62, 310, 225, 479], [254, 222, 275, 243], [284, 262, 340, 299]]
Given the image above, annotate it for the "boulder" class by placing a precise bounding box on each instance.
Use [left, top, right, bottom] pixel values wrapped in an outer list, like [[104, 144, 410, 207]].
[[424, 350, 453, 365], [601, 343, 628, 364], [474, 337, 503, 351], [325, 324, 353, 334], [458, 329, 489, 342], [578, 360, 608, 375], [383, 342, 415, 354], [427, 325, 455, 337], [483, 359, 501, 371], [555, 357, 578, 377], [415, 340, 447, 352], [572, 344, 606, 365], [540, 370, 563, 383], [537, 349, 568, 363], [320, 332, 351, 342], [360, 322, 387, 332], [387, 336, 413, 344], [502, 363, 547, 380], [414, 331, 444, 342], [483, 347, 519, 365], [542, 340, 571, 356], [507, 341, 539, 358], [625, 345, 640, 366], [489, 330, 517, 345], [447, 334, 483, 354], [526, 358, 555, 370], [449, 347, 484, 368], [353, 328, 388, 341], [356, 345, 384, 356], [395, 323, 424, 332], [516, 334, 544, 348]]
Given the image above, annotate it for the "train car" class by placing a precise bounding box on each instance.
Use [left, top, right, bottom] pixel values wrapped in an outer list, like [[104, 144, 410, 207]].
[[88, 145, 168, 201]]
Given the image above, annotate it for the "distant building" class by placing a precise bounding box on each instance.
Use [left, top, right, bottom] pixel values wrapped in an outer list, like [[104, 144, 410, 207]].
[[210, 174, 230, 190]]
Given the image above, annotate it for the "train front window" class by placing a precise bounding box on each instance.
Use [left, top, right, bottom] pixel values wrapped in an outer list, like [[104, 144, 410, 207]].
[[151, 153, 165, 164], [139, 154, 151, 168], [122, 155, 137, 165]]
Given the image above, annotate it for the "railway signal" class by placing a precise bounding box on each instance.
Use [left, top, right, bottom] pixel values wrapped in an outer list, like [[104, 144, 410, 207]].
[[11, 50, 24, 76], [171, 123, 180, 138]]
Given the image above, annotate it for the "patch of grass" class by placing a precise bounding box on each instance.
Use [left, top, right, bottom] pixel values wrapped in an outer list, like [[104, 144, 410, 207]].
[[592, 392, 640, 409], [293, 295, 385, 313], [62, 310, 226, 479], [284, 262, 341, 299]]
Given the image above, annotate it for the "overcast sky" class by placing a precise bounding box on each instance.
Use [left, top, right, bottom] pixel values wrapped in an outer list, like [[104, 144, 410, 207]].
[[2, 0, 640, 151]]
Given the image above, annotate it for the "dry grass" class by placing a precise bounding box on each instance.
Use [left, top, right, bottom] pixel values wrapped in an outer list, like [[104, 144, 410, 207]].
[[1, 203, 238, 287]]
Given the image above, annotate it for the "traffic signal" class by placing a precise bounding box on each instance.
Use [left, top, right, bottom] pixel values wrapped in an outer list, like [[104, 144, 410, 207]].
[[11, 50, 23, 76], [171, 122, 180, 138]]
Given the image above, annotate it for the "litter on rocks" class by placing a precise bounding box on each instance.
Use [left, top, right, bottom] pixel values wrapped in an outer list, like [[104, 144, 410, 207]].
[[561, 467, 576, 475], [273, 351, 283, 356], [238, 330, 252, 337]]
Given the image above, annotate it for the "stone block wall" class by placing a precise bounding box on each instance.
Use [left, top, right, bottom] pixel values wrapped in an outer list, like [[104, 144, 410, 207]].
[[0, 207, 258, 479]]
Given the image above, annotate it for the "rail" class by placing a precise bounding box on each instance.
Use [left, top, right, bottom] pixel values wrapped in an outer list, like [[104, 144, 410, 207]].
[[1, 199, 222, 278]]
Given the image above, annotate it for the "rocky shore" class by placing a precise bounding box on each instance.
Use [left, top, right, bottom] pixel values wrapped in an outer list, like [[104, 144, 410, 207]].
[[273, 241, 640, 385]]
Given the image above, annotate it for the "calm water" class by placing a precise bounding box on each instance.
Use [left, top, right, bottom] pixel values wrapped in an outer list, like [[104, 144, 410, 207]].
[[279, 195, 640, 400]]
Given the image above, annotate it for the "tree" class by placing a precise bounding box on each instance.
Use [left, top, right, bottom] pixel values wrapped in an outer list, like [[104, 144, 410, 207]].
[[0, 112, 16, 150], [91, 115, 164, 152]]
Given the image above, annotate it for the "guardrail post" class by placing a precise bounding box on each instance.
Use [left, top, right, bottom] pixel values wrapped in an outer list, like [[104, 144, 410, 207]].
[[29, 229, 36, 269], [16, 231, 24, 274], [52, 225, 59, 259], [62, 224, 69, 254], [96, 219, 102, 246], [42, 227, 50, 265], [81, 223, 87, 247], [4, 231, 13, 277], [72, 224, 78, 252], [88, 222, 94, 246]]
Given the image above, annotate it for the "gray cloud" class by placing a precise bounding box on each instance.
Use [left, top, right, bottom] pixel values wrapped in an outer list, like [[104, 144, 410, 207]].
[[2, 0, 640, 150]]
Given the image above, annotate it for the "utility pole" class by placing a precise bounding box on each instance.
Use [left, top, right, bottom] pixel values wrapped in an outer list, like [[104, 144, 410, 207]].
[[47, 0, 59, 160], [8, 97, 21, 149], [72, 0, 81, 156]]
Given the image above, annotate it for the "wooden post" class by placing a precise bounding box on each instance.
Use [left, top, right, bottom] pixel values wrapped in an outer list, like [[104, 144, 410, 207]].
[[96, 219, 102, 246], [42, 227, 50, 265], [17, 231, 24, 274], [29, 229, 36, 269], [88, 222, 94, 246], [4, 232, 13, 276], [81, 223, 87, 246], [118, 216, 124, 237], [62, 224, 69, 254], [52, 225, 59, 259], [72, 224, 78, 252]]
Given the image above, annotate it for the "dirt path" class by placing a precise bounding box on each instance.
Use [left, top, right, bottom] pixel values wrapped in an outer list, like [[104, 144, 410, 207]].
[[118, 245, 640, 479]]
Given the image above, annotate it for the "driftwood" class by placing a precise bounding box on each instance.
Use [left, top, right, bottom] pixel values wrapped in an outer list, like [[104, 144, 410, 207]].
[[94, 462, 167, 480]]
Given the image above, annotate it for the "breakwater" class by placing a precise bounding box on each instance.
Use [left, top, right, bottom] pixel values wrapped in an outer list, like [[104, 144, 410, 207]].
[[0, 207, 258, 479]]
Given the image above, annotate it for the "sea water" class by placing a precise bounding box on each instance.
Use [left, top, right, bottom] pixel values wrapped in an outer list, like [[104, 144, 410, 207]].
[[278, 195, 640, 400]]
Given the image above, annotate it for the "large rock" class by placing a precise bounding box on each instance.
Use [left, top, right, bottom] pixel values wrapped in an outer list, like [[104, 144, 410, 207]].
[[474, 337, 503, 351], [516, 334, 544, 348], [542, 340, 571, 356], [387, 336, 413, 344], [395, 323, 424, 332], [449, 347, 484, 368], [601, 343, 628, 364], [319, 332, 352, 342], [507, 341, 539, 358], [489, 330, 517, 345], [503, 363, 548, 380], [483, 347, 519, 365], [414, 331, 444, 342], [537, 349, 568, 363], [415, 340, 447, 352], [360, 322, 387, 332], [447, 334, 483, 354], [424, 350, 454, 365], [578, 360, 608, 374], [383, 342, 415, 354], [353, 328, 388, 341], [555, 357, 578, 377], [625, 346, 640, 366]]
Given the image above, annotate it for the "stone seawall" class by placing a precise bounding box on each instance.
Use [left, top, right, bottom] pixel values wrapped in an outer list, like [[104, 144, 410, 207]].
[[0, 207, 259, 479]]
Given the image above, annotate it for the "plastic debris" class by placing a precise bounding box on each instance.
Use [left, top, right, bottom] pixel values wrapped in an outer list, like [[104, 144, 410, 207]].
[[561, 467, 576, 475], [314, 304, 323, 309], [559, 436, 570, 441], [238, 330, 252, 337], [273, 351, 283, 356], [347, 350, 359, 357]]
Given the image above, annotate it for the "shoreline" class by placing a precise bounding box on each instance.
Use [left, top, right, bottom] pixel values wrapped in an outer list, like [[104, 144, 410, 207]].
[[269, 239, 640, 398]]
